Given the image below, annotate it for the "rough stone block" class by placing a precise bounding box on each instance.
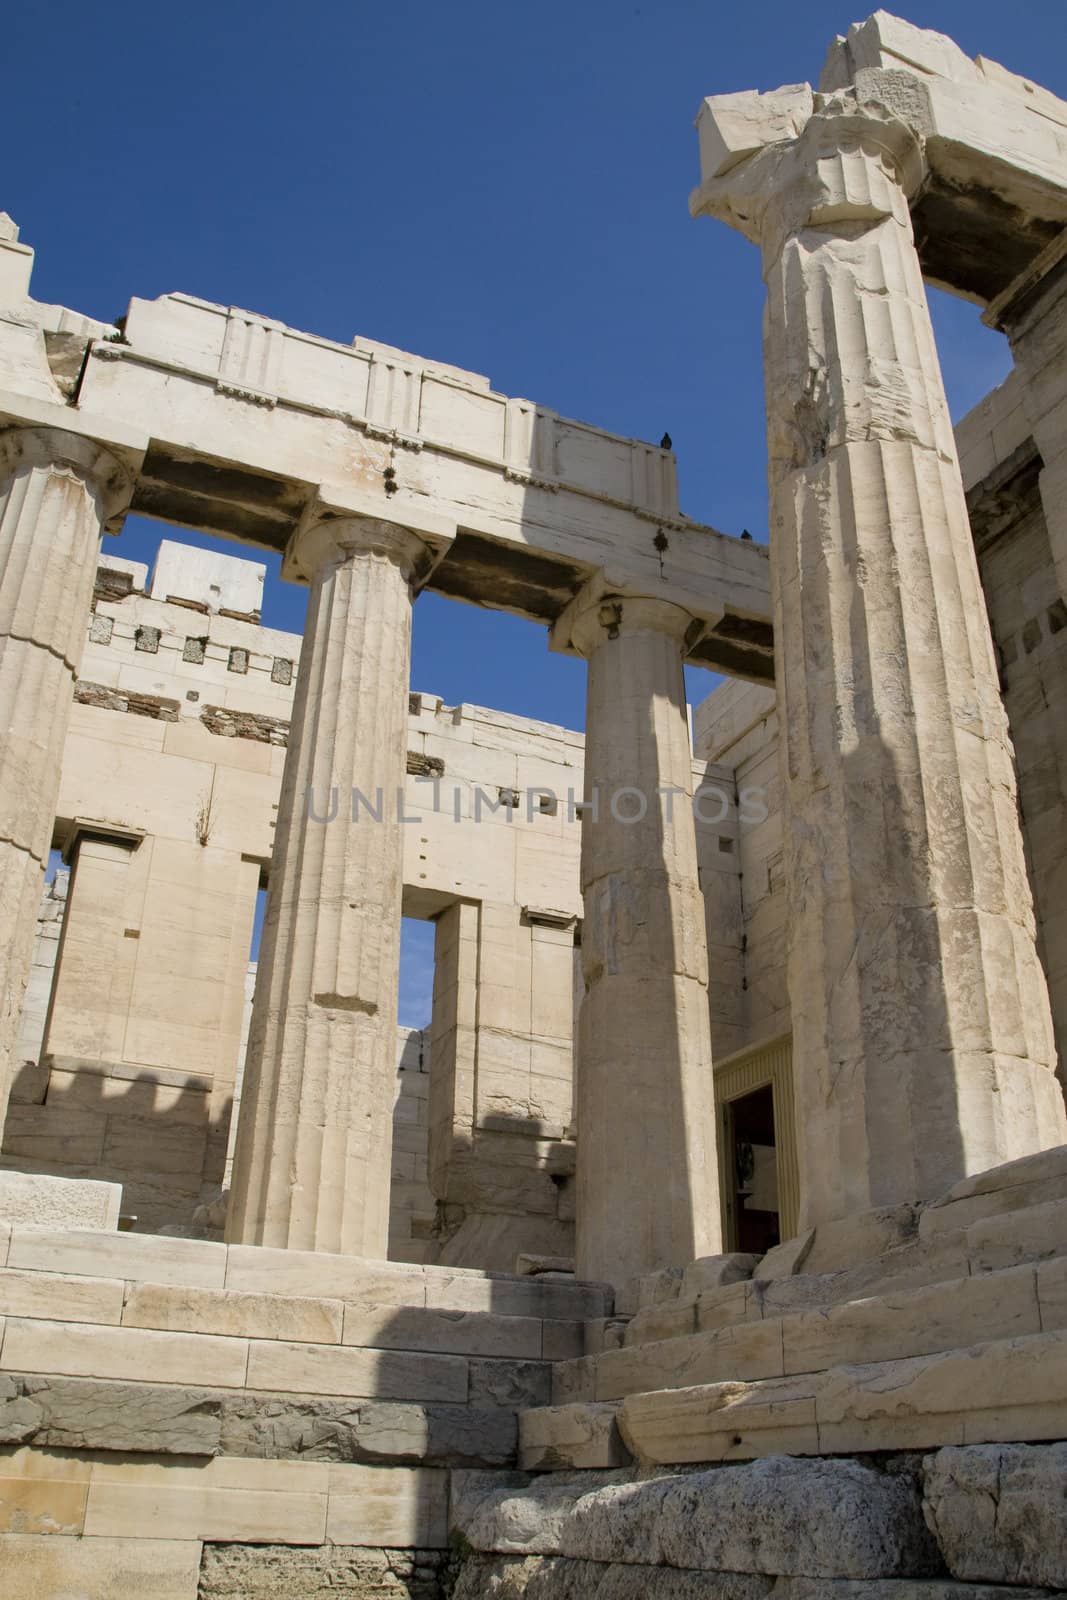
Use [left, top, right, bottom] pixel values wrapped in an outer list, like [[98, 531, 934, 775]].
[[450, 1469, 622, 1556], [219, 1395, 516, 1468], [563, 1459, 937, 1578], [0, 1170, 121, 1230], [469, 1358, 551, 1410], [199, 1543, 450, 1599], [541, 1321, 584, 1361], [923, 1442, 1067, 1588], [452, 1552, 1053, 1598], [0, 1532, 200, 1598], [0, 1373, 222, 1454], [453, 1458, 937, 1579], [681, 1253, 760, 1298]]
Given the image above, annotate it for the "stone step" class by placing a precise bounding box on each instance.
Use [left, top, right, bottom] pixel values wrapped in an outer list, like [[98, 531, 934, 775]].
[[0, 1222, 609, 1320], [620, 1325, 1067, 1464], [622, 1178, 1067, 1353], [0, 1261, 583, 1361], [552, 1254, 1067, 1408]]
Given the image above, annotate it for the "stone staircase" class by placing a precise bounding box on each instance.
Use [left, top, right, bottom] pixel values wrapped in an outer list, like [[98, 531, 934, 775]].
[[519, 1145, 1067, 1471]]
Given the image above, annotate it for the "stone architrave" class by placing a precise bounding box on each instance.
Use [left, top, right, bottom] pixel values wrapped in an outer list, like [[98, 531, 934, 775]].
[[692, 85, 1067, 1227], [0, 428, 133, 1127], [555, 584, 723, 1290], [226, 512, 437, 1256]]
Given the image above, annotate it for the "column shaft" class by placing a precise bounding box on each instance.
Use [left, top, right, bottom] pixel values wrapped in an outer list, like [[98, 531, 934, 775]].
[[574, 596, 722, 1289], [0, 429, 130, 1128], [757, 110, 1066, 1223], [226, 518, 424, 1255]]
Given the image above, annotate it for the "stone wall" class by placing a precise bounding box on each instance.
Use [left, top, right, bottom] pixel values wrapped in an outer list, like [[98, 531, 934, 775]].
[[450, 1445, 1067, 1596], [959, 376, 1067, 1093]]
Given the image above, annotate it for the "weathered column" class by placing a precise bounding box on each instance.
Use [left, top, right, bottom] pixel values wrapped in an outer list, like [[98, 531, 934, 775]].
[[692, 86, 1067, 1226], [0, 428, 132, 1130], [556, 585, 722, 1290], [226, 512, 433, 1255]]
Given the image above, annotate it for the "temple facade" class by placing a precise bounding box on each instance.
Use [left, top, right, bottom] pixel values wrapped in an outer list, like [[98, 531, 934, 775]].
[[3, 14, 1067, 1597]]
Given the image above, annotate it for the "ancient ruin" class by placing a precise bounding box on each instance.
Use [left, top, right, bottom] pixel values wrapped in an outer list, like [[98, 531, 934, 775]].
[[2, 12, 1067, 1596]]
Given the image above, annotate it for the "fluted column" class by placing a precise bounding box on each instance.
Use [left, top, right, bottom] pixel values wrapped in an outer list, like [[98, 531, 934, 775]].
[[564, 589, 722, 1290], [0, 428, 132, 1128], [694, 88, 1066, 1226], [226, 514, 430, 1255]]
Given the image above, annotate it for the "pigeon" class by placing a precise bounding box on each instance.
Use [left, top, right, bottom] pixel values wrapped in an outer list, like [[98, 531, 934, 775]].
[[741, 529, 753, 540], [660, 432, 672, 450]]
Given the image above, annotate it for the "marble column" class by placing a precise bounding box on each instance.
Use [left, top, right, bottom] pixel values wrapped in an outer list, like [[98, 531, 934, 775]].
[[563, 588, 722, 1291], [0, 427, 132, 1130], [693, 87, 1067, 1227], [226, 514, 430, 1255]]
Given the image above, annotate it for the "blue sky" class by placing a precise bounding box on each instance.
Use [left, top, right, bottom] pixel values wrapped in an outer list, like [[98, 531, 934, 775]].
[[11, 1, 1064, 1023]]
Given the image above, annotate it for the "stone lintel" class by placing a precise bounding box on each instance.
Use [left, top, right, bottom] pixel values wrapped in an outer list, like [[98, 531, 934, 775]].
[[983, 225, 1067, 334], [57, 816, 146, 866]]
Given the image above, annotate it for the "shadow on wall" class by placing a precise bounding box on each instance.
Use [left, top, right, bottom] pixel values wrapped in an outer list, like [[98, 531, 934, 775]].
[[2, 1059, 233, 1235]]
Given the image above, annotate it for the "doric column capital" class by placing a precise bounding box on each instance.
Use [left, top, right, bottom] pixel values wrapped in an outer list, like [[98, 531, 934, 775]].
[[691, 85, 924, 270], [0, 426, 135, 533], [551, 570, 707, 661], [284, 487, 455, 588], [286, 512, 433, 587]]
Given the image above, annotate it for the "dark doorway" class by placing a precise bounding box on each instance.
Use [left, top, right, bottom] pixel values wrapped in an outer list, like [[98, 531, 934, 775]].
[[724, 1083, 780, 1254]]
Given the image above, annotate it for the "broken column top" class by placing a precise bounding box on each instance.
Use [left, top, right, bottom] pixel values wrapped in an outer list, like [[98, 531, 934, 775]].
[[692, 11, 1067, 304]]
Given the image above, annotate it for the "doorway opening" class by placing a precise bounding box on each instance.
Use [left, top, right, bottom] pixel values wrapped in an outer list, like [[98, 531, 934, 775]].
[[723, 1082, 780, 1254]]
